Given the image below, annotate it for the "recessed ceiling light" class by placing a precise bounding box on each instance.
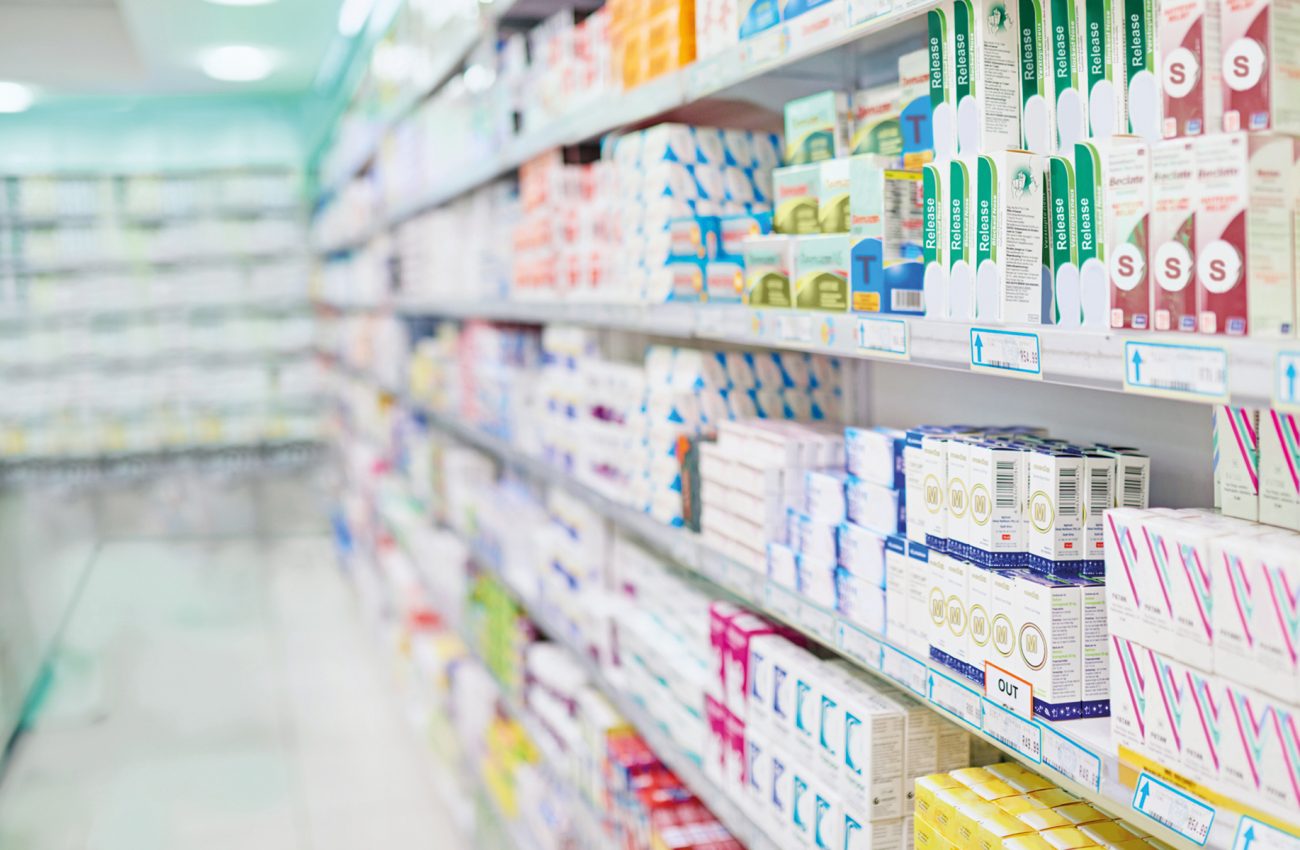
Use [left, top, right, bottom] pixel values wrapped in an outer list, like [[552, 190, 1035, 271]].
[[200, 45, 276, 82], [0, 82, 34, 113], [337, 0, 378, 37]]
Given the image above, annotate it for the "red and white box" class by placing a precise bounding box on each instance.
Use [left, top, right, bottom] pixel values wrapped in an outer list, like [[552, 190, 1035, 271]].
[[1193, 133, 1297, 336], [1160, 0, 1222, 137], [1150, 139, 1199, 332], [1219, 0, 1300, 133]]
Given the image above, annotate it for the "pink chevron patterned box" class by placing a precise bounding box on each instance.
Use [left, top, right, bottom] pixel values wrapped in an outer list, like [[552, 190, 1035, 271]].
[[1215, 405, 1261, 521], [1260, 409, 1300, 531]]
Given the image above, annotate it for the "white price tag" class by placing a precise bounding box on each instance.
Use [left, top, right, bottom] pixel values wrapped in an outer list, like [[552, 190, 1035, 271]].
[[766, 583, 802, 623], [799, 602, 836, 643], [982, 699, 1043, 762], [698, 549, 729, 585], [928, 668, 983, 729], [1233, 817, 1300, 850], [729, 563, 765, 598], [1123, 341, 1228, 401], [1276, 352, 1300, 412], [970, 328, 1043, 378], [743, 26, 789, 68], [786, 1, 844, 55], [881, 644, 928, 697], [856, 317, 910, 359], [985, 662, 1033, 719], [779, 314, 814, 345], [686, 52, 741, 99], [847, 0, 891, 27], [1041, 725, 1102, 792], [836, 622, 883, 670], [1131, 772, 1215, 846]]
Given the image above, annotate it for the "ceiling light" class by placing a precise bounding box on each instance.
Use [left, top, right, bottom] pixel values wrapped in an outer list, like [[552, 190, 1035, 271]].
[[0, 82, 34, 113], [200, 45, 276, 82], [337, 0, 378, 37]]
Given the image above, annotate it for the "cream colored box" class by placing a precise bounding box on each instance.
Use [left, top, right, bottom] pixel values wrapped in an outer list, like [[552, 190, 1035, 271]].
[[953, 0, 1022, 155]]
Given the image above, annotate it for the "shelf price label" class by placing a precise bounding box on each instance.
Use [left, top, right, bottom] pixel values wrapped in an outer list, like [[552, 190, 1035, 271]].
[[1233, 817, 1300, 850], [742, 25, 789, 68], [881, 645, 928, 697], [836, 622, 883, 671], [928, 668, 983, 729], [1131, 772, 1215, 846], [778, 314, 815, 345], [982, 699, 1043, 763], [857, 317, 910, 359], [1276, 352, 1300, 412], [969, 328, 1042, 378], [1041, 725, 1102, 792], [765, 582, 802, 623], [799, 602, 836, 643], [1123, 341, 1229, 401]]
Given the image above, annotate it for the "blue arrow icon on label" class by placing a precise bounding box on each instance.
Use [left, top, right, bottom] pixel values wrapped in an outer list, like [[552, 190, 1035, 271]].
[[1132, 349, 1144, 384], [1136, 780, 1151, 808], [974, 335, 984, 363], [1242, 825, 1256, 850], [1287, 363, 1297, 402]]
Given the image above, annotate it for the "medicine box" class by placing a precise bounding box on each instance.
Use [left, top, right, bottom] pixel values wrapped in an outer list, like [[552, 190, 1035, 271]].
[[794, 234, 851, 311], [748, 235, 795, 308], [784, 90, 851, 165]]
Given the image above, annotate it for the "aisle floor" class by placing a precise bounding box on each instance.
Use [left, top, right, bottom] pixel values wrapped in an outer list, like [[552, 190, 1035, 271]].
[[0, 536, 468, 850]]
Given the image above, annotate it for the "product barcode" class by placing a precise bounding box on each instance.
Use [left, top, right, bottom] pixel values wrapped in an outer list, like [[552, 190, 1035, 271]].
[[1058, 466, 1079, 518], [891, 289, 924, 312], [995, 460, 1017, 509], [1089, 463, 1113, 513], [1121, 461, 1148, 508]]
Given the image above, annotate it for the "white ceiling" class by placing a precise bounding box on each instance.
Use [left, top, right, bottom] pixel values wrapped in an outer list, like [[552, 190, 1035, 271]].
[[0, 0, 343, 98]]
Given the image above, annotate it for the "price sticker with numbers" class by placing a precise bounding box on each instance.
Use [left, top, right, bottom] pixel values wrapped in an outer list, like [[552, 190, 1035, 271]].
[[1041, 725, 1102, 792], [1131, 772, 1215, 846], [857, 317, 910, 359], [1123, 341, 1228, 401], [969, 328, 1043, 378], [928, 668, 983, 729], [982, 699, 1043, 762]]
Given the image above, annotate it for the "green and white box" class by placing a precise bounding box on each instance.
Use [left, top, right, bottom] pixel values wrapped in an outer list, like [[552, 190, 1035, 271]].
[[744, 235, 796, 307], [784, 91, 852, 165], [973, 150, 1047, 323], [819, 157, 852, 233], [954, 0, 1022, 155], [774, 164, 822, 234], [794, 234, 851, 311]]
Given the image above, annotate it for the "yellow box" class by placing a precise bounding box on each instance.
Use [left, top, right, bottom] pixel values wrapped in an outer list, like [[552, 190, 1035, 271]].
[[1053, 803, 1110, 826], [997, 795, 1051, 816], [1005, 836, 1058, 850], [933, 788, 983, 843], [954, 800, 1006, 847], [974, 811, 1035, 850], [973, 780, 1024, 801], [985, 763, 1056, 793], [1079, 822, 1143, 846], [1040, 827, 1100, 849], [916, 816, 956, 850], [916, 774, 964, 822], [1017, 808, 1072, 831], [951, 767, 999, 787], [1029, 788, 1081, 808]]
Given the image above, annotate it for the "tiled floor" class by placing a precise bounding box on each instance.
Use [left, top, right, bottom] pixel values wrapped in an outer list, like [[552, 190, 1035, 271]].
[[0, 536, 469, 850]]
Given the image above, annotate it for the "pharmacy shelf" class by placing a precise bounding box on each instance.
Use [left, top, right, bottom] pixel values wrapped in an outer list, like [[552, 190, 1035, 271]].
[[0, 299, 313, 327], [0, 206, 302, 229], [1, 249, 308, 277], [0, 438, 324, 477], [318, 0, 939, 243], [407, 403, 1293, 850], [319, 0, 524, 201], [395, 300, 1293, 408]]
